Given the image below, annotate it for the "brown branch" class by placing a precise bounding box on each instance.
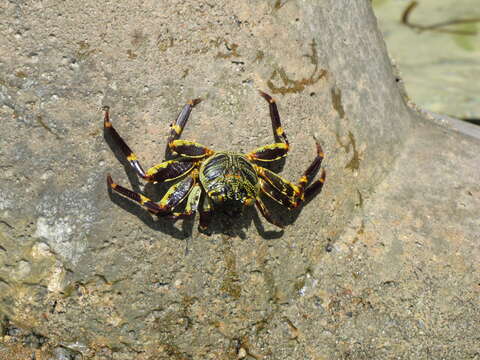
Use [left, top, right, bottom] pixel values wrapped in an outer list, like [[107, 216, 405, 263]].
[[401, 1, 480, 36]]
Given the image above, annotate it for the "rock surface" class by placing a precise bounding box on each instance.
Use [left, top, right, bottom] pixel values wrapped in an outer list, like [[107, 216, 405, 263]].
[[0, 0, 478, 359]]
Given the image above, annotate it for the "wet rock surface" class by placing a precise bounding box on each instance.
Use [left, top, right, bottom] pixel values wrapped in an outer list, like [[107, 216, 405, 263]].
[[1, 0, 478, 359]]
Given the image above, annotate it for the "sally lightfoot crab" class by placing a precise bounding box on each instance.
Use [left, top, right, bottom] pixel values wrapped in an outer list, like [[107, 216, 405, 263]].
[[104, 91, 326, 232]]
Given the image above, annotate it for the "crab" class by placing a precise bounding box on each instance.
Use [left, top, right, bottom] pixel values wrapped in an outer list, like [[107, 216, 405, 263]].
[[104, 91, 326, 232]]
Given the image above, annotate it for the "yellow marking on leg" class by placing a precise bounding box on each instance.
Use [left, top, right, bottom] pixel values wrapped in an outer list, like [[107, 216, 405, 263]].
[[103, 107, 112, 127], [276, 127, 284, 136], [160, 191, 172, 204], [295, 185, 301, 195], [248, 143, 289, 160], [172, 124, 182, 134], [146, 168, 157, 176], [299, 175, 308, 185], [171, 139, 187, 146], [169, 140, 213, 157], [146, 162, 168, 176], [262, 143, 288, 151], [243, 198, 254, 206], [139, 195, 150, 205], [255, 166, 266, 176], [127, 153, 137, 161], [110, 182, 117, 189], [209, 193, 225, 203]]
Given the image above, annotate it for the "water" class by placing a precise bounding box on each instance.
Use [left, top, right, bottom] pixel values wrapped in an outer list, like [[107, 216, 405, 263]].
[[373, 0, 480, 120]]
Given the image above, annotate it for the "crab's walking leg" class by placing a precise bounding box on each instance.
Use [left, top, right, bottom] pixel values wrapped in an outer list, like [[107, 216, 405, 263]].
[[303, 169, 326, 201], [255, 138, 326, 208], [103, 106, 149, 179], [248, 91, 290, 162], [255, 197, 284, 228], [198, 196, 213, 233], [259, 91, 289, 145], [145, 160, 196, 183], [104, 106, 198, 183], [297, 139, 326, 202], [254, 166, 297, 205], [166, 99, 202, 156], [107, 172, 196, 215], [258, 178, 293, 208], [246, 143, 289, 162], [167, 183, 203, 219], [169, 140, 214, 159], [107, 175, 166, 214]]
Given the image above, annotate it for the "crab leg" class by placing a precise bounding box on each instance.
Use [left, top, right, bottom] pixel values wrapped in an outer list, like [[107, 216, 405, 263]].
[[255, 196, 284, 228], [303, 169, 326, 201], [169, 140, 214, 159], [259, 91, 289, 145], [107, 175, 166, 214], [297, 139, 326, 199], [198, 196, 213, 233], [255, 138, 326, 208], [145, 160, 196, 183], [255, 166, 298, 199], [103, 106, 148, 179], [104, 106, 198, 183], [166, 99, 202, 156], [167, 183, 203, 219], [258, 178, 293, 208], [107, 172, 196, 215], [246, 143, 289, 162], [245, 91, 291, 162]]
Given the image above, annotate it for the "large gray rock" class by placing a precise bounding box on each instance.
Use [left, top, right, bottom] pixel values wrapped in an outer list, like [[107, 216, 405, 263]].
[[0, 0, 478, 358]]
